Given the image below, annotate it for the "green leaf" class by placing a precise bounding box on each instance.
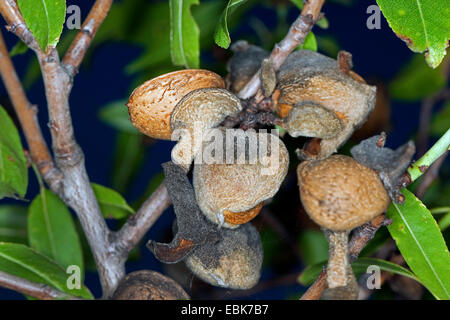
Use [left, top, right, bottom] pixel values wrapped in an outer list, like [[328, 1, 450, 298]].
[[135, 172, 165, 207], [298, 261, 324, 286], [387, 189, 450, 299], [298, 229, 328, 265], [298, 257, 419, 286], [98, 100, 139, 134], [351, 258, 419, 281], [169, 0, 200, 68], [28, 189, 84, 275], [316, 16, 329, 29], [0, 205, 27, 244], [298, 32, 318, 52], [0, 106, 28, 200], [0, 242, 92, 299], [376, 0, 450, 68], [17, 0, 66, 51], [431, 102, 450, 137], [92, 183, 134, 219], [214, 0, 248, 49], [389, 55, 447, 101], [110, 132, 146, 194], [438, 213, 450, 231], [10, 41, 29, 57], [290, 0, 303, 10], [259, 229, 282, 266]]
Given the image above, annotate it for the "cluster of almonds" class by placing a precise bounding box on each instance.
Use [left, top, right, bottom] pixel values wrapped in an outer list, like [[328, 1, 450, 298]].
[[124, 42, 415, 299]]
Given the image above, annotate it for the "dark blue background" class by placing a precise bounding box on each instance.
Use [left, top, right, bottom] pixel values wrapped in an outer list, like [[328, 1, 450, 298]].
[[0, 0, 431, 299]]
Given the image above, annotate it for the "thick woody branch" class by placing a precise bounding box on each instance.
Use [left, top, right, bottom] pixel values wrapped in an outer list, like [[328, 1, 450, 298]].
[[1, 0, 121, 298], [300, 214, 388, 300], [0, 30, 61, 186], [0, 0, 40, 52], [0, 271, 81, 300], [114, 182, 171, 258], [62, 0, 113, 77], [37, 47, 122, 298], [238, 0, 325, 100]]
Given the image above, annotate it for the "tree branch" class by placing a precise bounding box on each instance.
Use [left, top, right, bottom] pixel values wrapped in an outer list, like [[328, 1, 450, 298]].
[[300, 214, 388, 300], [114, 182, 171, 258], [237, 0, 325, 100], [1, 0, 123, 297], [62, 0, 113, 77], [0, 30, 62, 185], [0, 0, 40, 52], [415, 151, 448, 199], [0, 271, 81, 300], [37, 44, 122, 298]]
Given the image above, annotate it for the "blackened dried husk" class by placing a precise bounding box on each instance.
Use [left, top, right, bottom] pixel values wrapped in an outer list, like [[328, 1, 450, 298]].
[[227, 41, 269, 93], [147, 161, 221, 263], [351, 133, 415, 203]]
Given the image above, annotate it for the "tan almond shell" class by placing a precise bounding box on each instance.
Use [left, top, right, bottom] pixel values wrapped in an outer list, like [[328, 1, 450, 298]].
[[185, 223, 262, 290], [297, 155, 390, 231], [112, 270, 190, 300], [284, 101, 343, 139], [127, 69, 225, 140], [277, 50, 376, 159], [170, 88, 242, 132], [193, 129, 289, 229], [170, 88, 243, 170]]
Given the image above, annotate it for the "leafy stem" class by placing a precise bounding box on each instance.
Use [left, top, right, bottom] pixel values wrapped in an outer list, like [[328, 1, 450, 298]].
[[408, 128, 450, 182]]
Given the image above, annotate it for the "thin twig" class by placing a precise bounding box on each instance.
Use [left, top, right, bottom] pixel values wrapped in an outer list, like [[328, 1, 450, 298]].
[[415, 151, 449, 199], [0, 271, 81, 300], [62, 0, 113, 77], [114, 182, 171, 258], [0, 0, 40, 51], [0, 30, 61, 183], [237, 0, 325, 100], [300, 214, 388, 300]]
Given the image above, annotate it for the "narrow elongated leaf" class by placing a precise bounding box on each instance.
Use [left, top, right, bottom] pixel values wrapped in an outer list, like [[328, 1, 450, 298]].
[[0, 205, 27, 244], [389, 55, 447, 101], [111, 132, 146, 193], [438, 213, 450, 231], [91, 183, 134, 219], [10, 41, 29, 57], [0, 106, 28, 200], [298, 32, 318, 52], [28, 189, 84, 275], [352, 257, 419, 281], [387, 189, 450, 299], [298, 257, 419, 286], [214, 0, 248, 49], [0, 242, 92, 299], [376, 0, 450, 68], [17, 0, 66, 50], [431, 102, 450, 137], [98, 100, 139, 134], [169, 0, 200, 68], [298, 229, 328, 265]]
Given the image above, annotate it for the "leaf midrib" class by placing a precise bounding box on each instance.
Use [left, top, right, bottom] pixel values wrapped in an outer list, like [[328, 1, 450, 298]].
[[0, 249, 61, 291], [41, 0, 51, 47], [415, 0, 430, 51], [177, 0, 186, 65], [392, 201, 450, 299]]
